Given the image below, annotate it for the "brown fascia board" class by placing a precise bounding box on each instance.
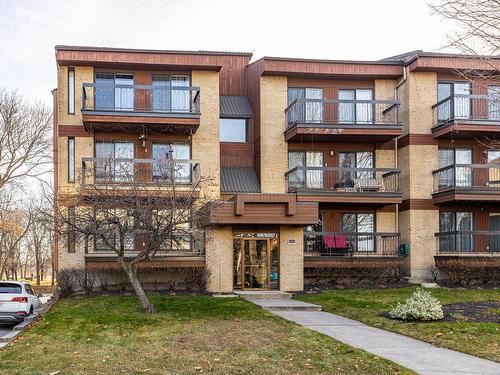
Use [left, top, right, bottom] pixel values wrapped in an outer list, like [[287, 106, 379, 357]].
[[55, 45, 251, 70], [247, 56, 404, 79]]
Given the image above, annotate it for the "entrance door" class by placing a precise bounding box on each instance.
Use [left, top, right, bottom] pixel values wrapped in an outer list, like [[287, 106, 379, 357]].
[[233, 238, 273, 290]]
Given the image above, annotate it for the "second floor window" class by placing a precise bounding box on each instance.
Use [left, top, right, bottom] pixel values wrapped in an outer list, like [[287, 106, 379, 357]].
[[220, 119, 247, 142], [95, 73, 134, 111], [338, 89, 373, 124], [438, 148, 472, 187], [288, 87, 323, 123], [437, 82, 471, 121], [288, 151, 323, 189], [338, 151, 374, 186], [152, 143, 191, 183], [152, 75, 190, 112]]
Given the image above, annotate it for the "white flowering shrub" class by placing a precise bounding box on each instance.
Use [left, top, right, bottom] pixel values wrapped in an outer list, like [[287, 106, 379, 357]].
[[389, 288, 444, 321]]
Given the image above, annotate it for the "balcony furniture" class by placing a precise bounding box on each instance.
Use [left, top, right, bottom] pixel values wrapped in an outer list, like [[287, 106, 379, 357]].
[[323, 234, 353, 256]]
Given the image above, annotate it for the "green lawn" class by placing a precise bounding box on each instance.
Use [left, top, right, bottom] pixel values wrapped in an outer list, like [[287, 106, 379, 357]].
[[0, 296, 413, 374], [297, 287, 500, 362]]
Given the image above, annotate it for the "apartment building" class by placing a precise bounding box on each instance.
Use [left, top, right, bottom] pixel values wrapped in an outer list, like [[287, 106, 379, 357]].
[[53, 46, 500, 293]]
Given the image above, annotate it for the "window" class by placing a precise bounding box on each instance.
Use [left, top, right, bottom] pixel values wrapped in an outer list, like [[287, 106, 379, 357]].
[[95, 141, 134, 182], [341, 213, 375, 251], [338, 151, 374, 187], [152, 75, 190, 112], [288, 151, 323, 189], [487, 150, 500, 163], [152, 143, 191, 182], [94, 209, 135, 252], [68, 137, 75, 183], [437, 148, 472, 188], [25, 285, 34, 295], [437, 82, 471, 121], [220, 119, 247, 142], [67, 207, 76, 253], [95, 73, 134, 111], [338, 89, 373, 124], [0, 283, 22, 294], [68, 68, 75, 114], [439, 211, 473, 252], [287, 87, 323, 122], [488, 85, 500, 120]]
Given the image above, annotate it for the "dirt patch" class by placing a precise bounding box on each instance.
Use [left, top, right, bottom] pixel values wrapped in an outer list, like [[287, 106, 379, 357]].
[[380, 301, 500, 323], [441, 301, 500, 323]]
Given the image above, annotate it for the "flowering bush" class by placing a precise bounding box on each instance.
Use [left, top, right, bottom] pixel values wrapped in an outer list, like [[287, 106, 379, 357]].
[[389, 288, 444, 321]]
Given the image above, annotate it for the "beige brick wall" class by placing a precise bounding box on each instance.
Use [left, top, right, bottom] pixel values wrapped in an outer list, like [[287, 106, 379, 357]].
[[408, 145, 438, 199], [57, 66, 94, 125], [376, 211, 396, 232], [407, 72, 437, 135], [58, 206, 86, 270], [58, 136, 94, 195], [375, 149, 396, 168], [260, 76, 288, 193], [375, 79, 396, 100], [279, 226, 304, 292], [205, 226, 233, 293], [191, 71, 220, 199]]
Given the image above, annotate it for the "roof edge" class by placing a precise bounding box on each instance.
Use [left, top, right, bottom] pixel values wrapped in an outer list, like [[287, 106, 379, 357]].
[[55, 45, 253, 57]]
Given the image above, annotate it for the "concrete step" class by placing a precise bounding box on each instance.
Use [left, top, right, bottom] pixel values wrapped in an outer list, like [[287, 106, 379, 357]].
[[234, 291, 292, 299], [245, 298, 322, 312]]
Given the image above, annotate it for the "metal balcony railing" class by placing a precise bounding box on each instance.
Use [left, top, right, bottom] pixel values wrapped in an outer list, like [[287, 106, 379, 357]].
[[435, 231, 500, 254], [285, 166, 400, 193], [432, 94, 500, 126], [304, 232, 401, 257], [81, 158, 201, 186], [432, 164, 500, 192], [82, 83, 201, 114], [285, 98, 400, 129]]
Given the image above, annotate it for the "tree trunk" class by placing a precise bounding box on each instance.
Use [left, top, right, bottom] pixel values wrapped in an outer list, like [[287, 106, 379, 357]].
[[117, 258, 155, 313]]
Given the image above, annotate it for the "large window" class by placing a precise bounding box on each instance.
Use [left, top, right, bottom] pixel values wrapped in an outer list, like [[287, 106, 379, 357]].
[[288, 151, 323, 189], [488, 85, 500, 120], [288, 87, 323, 122], [68, 68, 75, 114], [95, 141, 134, 182], [338, 89, 373, 124], [338, 151, 374, 187], [94, 209, 135, 252], [438, 148, 472, 187], [341, 213, 375, 251], [439, 211, 473, 252], [437, 82, 471, 121], [152, 75, 190, 112], [95, 73, 134, 111], [220, 119, 247, 142], [68, 137, 75, 183], [67, 207, 76, 253], [152, 143, 191, 182]]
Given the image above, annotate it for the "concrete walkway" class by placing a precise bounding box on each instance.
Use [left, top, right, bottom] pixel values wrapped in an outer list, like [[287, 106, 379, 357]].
[[244, 297, 500, 375]]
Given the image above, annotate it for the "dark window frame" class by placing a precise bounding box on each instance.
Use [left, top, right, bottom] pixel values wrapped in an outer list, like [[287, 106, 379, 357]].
[[219, 118, 249, 143], [68, 67, 75, 114]]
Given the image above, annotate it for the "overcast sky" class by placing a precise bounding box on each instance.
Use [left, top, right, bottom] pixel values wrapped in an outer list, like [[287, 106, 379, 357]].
[[0, 0, 456, 105]]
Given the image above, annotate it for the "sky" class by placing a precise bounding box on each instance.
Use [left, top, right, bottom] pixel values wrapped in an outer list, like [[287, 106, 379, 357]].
[[0, 0, 457, 105]]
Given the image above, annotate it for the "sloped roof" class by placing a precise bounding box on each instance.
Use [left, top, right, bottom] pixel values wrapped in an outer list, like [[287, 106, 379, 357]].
[[220, 96, 254, 118], [221, 167, 260, 193]]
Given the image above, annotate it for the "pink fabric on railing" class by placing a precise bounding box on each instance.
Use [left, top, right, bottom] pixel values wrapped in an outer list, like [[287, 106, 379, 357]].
[[323, 235, 335, 248], [335, 235, 348, 248]]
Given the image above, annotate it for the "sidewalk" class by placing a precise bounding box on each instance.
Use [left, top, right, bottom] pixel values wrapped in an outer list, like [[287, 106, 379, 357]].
[[245, 297, 500, 375]]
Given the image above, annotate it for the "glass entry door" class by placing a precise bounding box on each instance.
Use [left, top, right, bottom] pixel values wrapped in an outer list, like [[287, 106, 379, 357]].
[[233, 238, 272, 290]]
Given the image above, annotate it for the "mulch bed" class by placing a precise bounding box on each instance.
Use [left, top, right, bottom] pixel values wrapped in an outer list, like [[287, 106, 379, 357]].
[[380, 301, 500, 323]]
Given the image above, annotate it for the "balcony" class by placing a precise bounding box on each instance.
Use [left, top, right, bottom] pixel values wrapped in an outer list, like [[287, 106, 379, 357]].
[[432, 94, 500, 138], [285, 166, 401, 204], [284, 98, 401, 142], [81, 157, 201, 195], [303, 231, 403, 268], [81, 83, 201, 134], [432, 163, 500, 203], [435, 231, 500, 255]]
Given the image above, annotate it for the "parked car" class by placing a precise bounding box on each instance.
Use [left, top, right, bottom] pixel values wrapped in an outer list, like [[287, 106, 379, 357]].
[[0, 281, 42, 324]]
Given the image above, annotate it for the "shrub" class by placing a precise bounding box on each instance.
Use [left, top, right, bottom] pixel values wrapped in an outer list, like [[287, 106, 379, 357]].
[[57, 268, 77, 297], [389, 288, 444, 321]]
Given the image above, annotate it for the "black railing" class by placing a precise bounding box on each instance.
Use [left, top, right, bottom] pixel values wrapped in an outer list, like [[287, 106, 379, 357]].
[[432, 164, 500, 192], [285, 166, 400, 193], [82, 83, 201, 114], [432, 94, 500, 125], [285, 98, 400, 129], [304, 232, 401, 257], [435, 231, 500, 254], [81, 158, 201, 186]]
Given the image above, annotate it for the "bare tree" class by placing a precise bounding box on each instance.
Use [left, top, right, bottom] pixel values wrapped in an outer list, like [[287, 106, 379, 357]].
[[0, 89, 52, 192], [26, 201, 52, 285], [48, 157, 215, 313]]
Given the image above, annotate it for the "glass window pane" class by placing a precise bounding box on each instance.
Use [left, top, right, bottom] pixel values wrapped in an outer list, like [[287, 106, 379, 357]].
[[438, 149, 454, 168], [68, 69, 75, 114], [355, 89, 373, 124], [454, 83, 471, 119], [95, 73, 114, 110], [171, 76, 190, 112], [341, 213, 357, 232], [357, 213, 374, 251], [172, 143, 191, 183], [152, 76, 171, 111], [487, 150, 500, 163], [338, 89, 355, 123], [339, 152, 355, 185], [288, 151, 305, 189], [288, 88, 305, 123], [220, 119, 247, 142], [305, 88, 323, 122], [437, 83, 452, 121], [68, 138, 75, 183], [306, 151, 323, 189], [114, 74, 134, 111], [488, 85, 500, 120], [455, 148, 472, 187]]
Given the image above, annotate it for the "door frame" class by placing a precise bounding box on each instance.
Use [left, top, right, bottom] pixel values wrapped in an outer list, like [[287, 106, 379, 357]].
[[238, 237, 271, 291]]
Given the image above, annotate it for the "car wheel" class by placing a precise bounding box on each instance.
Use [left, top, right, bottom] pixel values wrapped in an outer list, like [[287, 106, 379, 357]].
[[29, 306, 33, 315]]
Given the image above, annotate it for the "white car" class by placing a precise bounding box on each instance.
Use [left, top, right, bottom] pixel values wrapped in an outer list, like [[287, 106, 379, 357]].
[[0, 281, 42, 325]]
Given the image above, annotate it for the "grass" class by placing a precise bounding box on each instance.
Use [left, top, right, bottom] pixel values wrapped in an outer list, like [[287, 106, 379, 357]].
[[297, 286, 500, 362], [0, 295, 414, 375]]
